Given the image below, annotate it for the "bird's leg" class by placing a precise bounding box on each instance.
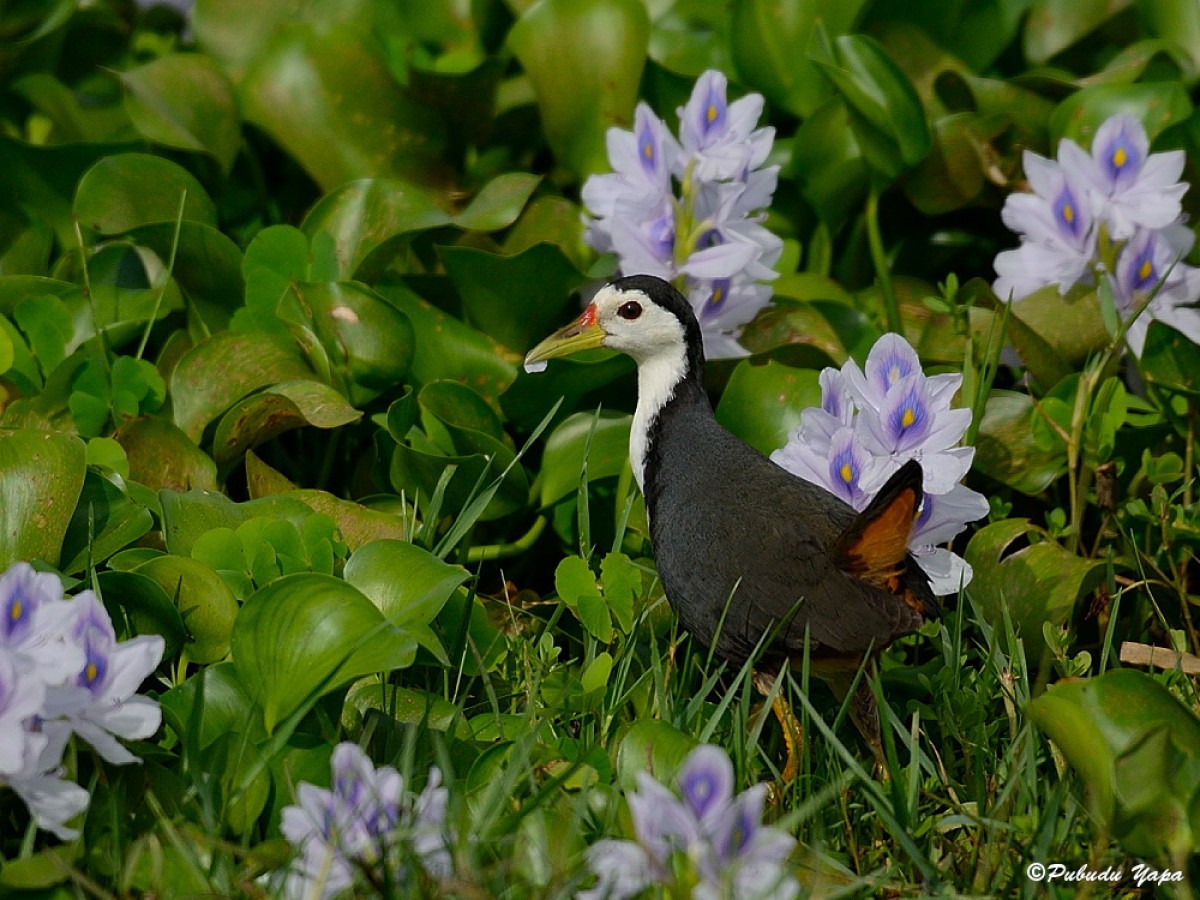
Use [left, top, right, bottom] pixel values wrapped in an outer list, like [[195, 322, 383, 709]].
[[824, 664, 890, 781], [752, 670, 804, 782]]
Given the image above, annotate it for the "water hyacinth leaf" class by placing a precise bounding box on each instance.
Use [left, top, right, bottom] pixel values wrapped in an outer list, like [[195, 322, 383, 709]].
[[171, 330, 314, 441], [1007, 285, 1108, 390], [964, 518, 1105, 648], [288, 281, 415, 406], [343, 539, 469, 628], [240, 24, 448, 192], [59, 468, 155, 575], [419, 379, 507, 444], [190, 0, 293, 81], [974, 391, 1067, 495], [377, 282, 519, 404], [504, 195, 588, 266], [452, 173, 543, 232], [648, 0, 733, 76], [1028, 668, 1200, 860], [738, 300, 852, 368], [615, 719, 698, 791], [119, 53, 241, 172], [160, 489, 317, 556], [126, 222, 246, 327], [114, 415, 218, 493], [730, 0, 867, 117], [539, 411, 632, 508], [715, 359, 821, 455], [74, 154, 217, 234], [555, 555, 612, 642], [1139, 321, 1200, 397], [790, 97, 870, 229], [211, 380, 362, 466], [1049, 82, 1193, 147], [1140, 0, 1200, 74], [231, 573, 418, 732], [904, 114, 998, 215], [440, 243, 584, 354], [95, 570, 188, 661], [439, 589, 508, 675], [1024, 0, 1132, 64], [345, 680, 471, 739], [159, 662, 265, 755], [810, 31, 932, 180], [135, 555, 239, 664], [302, 180, 451, 280], [508, 0, 650, 177]]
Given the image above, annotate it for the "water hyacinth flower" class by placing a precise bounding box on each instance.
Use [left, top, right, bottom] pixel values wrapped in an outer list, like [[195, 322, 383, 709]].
[[579, 744, 798, 900], [771, 334, 987, 595], [280, 743, 452, 899], [993, 113, 1200, 355], [582, 69, 782, 359], [0, 562, 165, 839]]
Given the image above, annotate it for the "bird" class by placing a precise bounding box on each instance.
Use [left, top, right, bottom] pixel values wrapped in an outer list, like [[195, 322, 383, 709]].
[[524, 274, 939, 775]]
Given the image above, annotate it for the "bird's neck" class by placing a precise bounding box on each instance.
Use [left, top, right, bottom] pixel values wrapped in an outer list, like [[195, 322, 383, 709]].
[[630, 344, 708, 492]]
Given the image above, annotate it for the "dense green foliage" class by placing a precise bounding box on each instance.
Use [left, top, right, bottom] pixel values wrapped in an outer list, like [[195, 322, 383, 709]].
[[2, 0, 1200, 896]]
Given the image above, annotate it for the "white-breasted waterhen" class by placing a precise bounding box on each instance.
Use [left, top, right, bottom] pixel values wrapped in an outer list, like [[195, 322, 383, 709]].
[[525, 274, 939, 776]]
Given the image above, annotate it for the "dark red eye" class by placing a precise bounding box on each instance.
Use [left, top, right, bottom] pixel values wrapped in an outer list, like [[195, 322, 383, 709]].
[[617, 300, 643, 320]]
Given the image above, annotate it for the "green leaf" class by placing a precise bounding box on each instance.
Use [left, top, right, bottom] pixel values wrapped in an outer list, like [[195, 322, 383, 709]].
[[1006, 284, 1109, 390], [95, 570, 188, 661], [286, 281, 414, 406], [1139, 321, 1200, 397], [973, 391, 1067, 495], [0, 429, 83, 568], [114, 415, 218, 493], [240, 24, 447, 192], [964, 518, 1105, 651], [377, 282, 519, 405], [809, 31, 932, 181], [555, 555, 612, 642], [600, 551, 639, 634], [136, 555, 239, 664], [119, 53, 241, 173], [715, 360, 820, 456], [59, 468, 155, 574], [452, 173, 543, 232], [171, 331, 314, 442], [440, 243, 584, 354], [730, 0, 867, 117], [1029, 669, 1200, 860], [1049, 82, 1193, 148], [160, 489, 317, 557], [343, 539, 469, 628], [508, 0, 650, 177], [581, 651, 614, 694], [789, 97, 870, 229], [1024, 0, 1133, 65], [302, 180, 451, 281], [615, 720, 698, 791], [73, 154, 217, 234], [212, 380, 362, 467], [231, 573, 418, 732], [539, 411, 632, 508]]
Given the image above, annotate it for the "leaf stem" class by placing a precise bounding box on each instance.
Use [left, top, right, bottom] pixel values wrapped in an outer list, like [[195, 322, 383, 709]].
[[866, 189, 901, 334]]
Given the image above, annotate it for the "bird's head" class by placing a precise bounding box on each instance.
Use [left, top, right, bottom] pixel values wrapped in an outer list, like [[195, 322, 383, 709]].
[[525, 274, 705, 374]]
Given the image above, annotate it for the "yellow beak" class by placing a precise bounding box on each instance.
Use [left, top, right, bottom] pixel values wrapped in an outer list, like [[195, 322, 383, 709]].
[[524, 303, 606, 371]]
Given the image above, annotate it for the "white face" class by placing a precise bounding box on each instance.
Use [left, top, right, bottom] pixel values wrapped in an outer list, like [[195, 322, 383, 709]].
[[591, 284, 688, 364]]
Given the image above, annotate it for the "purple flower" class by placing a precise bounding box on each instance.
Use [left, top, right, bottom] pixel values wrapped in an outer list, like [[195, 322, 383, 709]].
[[42, 592, 164, 766], [771, 334, 984, 594], [993, 150, 1097, 300], [2, 720, 90, 840], [280, 743, 452, 898], [0, 563, 85, 686], [581, 69, 781, 359], [1060, 114, 1188, 241], [1107, 224, 1200, 356], [579, 744, 798, 900]]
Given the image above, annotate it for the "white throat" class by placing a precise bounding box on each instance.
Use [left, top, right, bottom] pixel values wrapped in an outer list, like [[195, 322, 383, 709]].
[[630, 344, 690, 492]]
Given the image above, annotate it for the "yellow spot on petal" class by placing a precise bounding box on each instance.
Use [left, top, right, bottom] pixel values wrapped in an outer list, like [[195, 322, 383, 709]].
[[840, 462, 854, 484], [706, 104, 718, 123], [9, 599, 20, 622], [901, 407, 915, 429], [1113, 146, 1127, 168], [710, 286, 724, 306], [1062, 203, 1075, 224], [1139, 259, 1154, 281], [643, 141, 653, 160], [85, 662, 97, 683]]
